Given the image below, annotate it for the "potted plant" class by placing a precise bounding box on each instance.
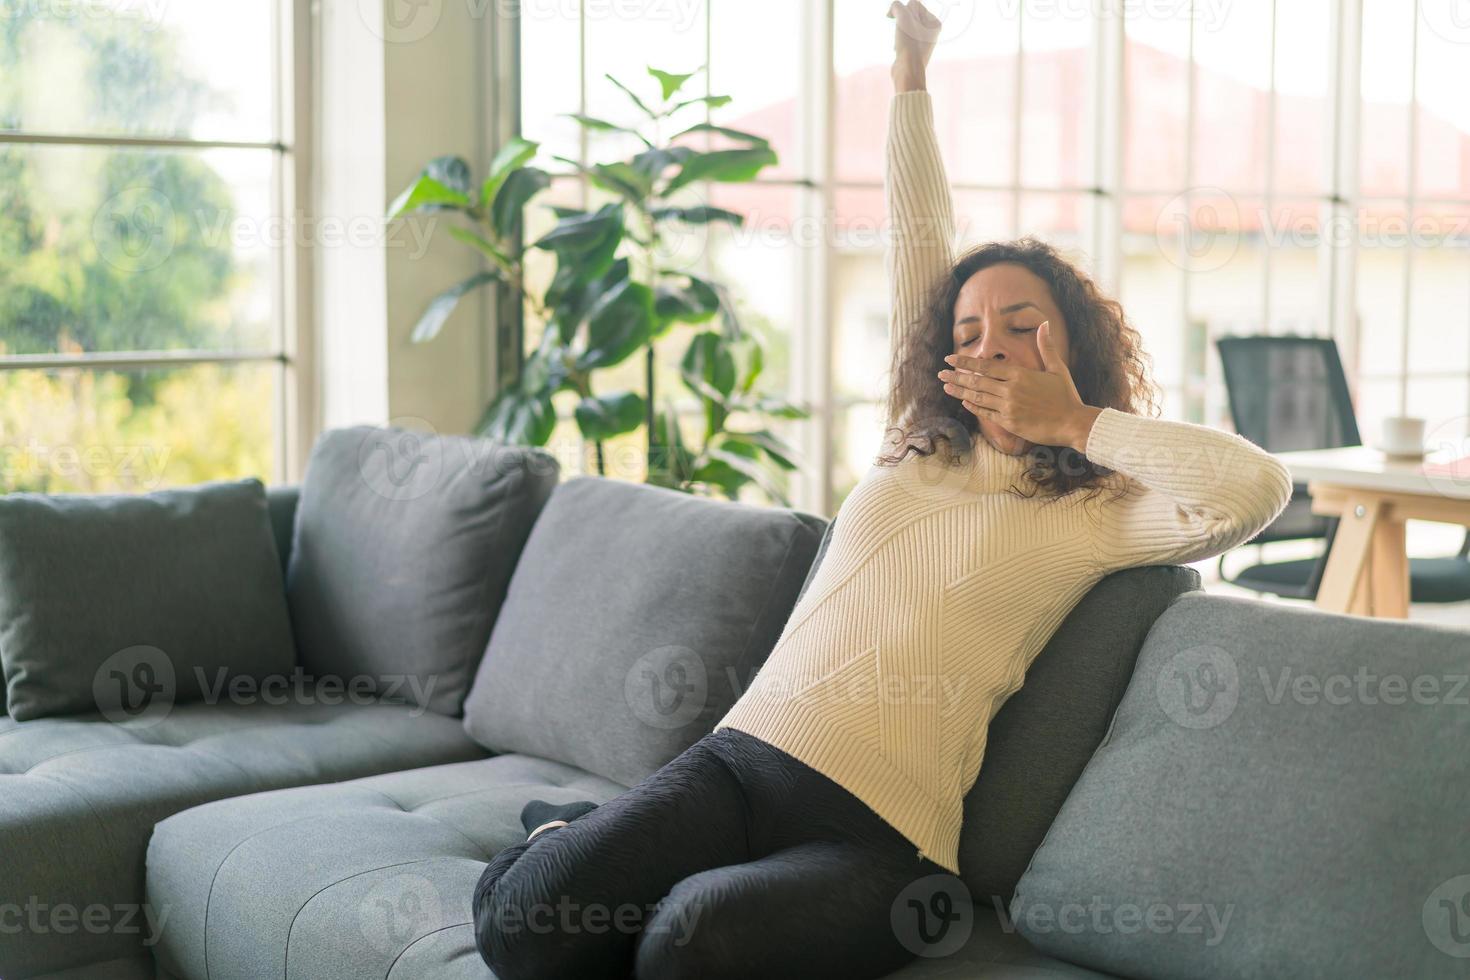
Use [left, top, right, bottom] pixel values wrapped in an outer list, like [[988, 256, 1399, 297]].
[[387, 66, 808, 504]]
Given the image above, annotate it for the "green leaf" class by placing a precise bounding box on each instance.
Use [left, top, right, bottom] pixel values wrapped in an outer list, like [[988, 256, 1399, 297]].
[[574, 390, 646, 441], [736, 336, 763, 393], [663, 147, 779, 195], [552, 155, 652, 202], [387, 174, 471, 219], [562, 113, 654, 148], [654, 275, 721, 329], [669, 94, 733, 115], [476, 389, 557, 446], [490, 166, 551, 239], [447, 226, 510, 266], [411, 269, 499, 343], [605, 73, 657, 118], [649, 205, 745, 227], [751, 395, 809, 420], [725, 428, 798, 470], [648, 67, 697, 101], [546, 256, 631, 332], [650, 399, 696, 487], [577, 279, 655, 371], [426, 156, 472, 195], [630, 146, 695, 182], [481, 137, 539, 205], [671, 122, 770, 147], [681, 331, 738, 402], [532, 203, 624, 282], [698, 447, 789, 505]]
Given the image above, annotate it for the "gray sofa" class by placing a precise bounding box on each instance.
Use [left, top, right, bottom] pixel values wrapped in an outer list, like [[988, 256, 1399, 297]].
[[3, 429, 1463, 979]]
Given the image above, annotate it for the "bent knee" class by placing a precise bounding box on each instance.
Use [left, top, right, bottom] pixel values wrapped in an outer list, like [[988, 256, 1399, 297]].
[[634, 887, 749, 980], [474, 851, 633, 980]]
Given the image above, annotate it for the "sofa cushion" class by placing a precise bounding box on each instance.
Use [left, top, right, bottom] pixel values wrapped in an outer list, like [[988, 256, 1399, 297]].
[[958, 563, 1201, 905], [266, 485, 300, 577], [1012, 593, 1470, 978], [287, 426, 558, 718], [0, 478, 296, 722], [461, 476, 826, 787], [146, 757, 1105, 980], [0, 691, 488, 978], [146, 754, 627, 980]]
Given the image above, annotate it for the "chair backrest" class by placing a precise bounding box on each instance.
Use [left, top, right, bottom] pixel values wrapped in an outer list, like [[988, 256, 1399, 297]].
[[1216, 334, 1360, 543]]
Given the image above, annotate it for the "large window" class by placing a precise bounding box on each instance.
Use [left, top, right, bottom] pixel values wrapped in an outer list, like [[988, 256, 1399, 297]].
[[523, 0, 1470, 514], [0, 1, 308, 493]]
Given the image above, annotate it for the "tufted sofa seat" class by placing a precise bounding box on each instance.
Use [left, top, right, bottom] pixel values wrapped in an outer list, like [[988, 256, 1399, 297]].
[[145, 755, 628, 980], [0, 695, 489, 978]]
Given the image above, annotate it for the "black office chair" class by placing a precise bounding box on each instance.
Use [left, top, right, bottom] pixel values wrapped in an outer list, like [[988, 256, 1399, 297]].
[[1215, 334, 1470, 603]]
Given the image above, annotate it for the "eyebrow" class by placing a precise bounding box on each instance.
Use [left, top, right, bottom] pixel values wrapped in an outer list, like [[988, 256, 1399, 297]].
[[955, 301, 1040, 326]]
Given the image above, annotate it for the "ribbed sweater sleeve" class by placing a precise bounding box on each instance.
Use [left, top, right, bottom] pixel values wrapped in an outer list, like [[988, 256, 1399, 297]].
[[1082, 406, 1296, 569], [885, 90, 955, 372]]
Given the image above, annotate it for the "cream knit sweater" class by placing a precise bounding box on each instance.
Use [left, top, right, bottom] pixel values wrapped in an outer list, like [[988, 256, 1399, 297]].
[[712, 91, 1294, 874]]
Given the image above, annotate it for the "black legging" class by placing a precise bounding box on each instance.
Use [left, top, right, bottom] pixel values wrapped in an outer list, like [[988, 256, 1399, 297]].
[[472, 727, 962, 979]]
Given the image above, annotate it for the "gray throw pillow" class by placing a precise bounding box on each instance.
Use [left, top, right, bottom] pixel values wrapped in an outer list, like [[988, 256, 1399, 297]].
[[0, 479, 296, 722], [958, 563, 1201, 906], [286, 426, 559, 718], [1012, 592, 1470, 978], [461, 475, 826, 788]]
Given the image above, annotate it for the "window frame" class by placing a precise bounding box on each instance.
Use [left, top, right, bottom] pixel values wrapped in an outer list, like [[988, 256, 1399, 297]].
[[513, 0, 1469, 514], [0, 0, 317, 486]]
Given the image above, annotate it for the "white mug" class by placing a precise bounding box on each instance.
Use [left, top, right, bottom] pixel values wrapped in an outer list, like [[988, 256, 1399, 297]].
[[1379, 415, 1426, 456]]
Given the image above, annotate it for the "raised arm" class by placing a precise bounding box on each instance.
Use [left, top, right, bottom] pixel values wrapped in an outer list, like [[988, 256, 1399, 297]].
[[1081, 407, 1295, 570], [886, 1, 956, 370]]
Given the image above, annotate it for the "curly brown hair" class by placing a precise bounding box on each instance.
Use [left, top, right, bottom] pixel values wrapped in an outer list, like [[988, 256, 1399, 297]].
[[877, 238, 1161, 506]]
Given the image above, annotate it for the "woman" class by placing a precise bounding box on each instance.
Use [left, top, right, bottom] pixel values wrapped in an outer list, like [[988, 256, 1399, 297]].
[[473, 3, 1294, 978]]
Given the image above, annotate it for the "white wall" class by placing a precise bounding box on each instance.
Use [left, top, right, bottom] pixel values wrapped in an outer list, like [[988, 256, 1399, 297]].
[[314, 0, 500, 439]]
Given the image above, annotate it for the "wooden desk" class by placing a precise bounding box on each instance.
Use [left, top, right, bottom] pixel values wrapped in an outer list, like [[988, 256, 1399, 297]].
[[1272, 446, 1470, 618]]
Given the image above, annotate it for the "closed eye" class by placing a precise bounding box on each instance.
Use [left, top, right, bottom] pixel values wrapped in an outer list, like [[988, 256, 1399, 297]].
[[959, 326, 1039, 345]]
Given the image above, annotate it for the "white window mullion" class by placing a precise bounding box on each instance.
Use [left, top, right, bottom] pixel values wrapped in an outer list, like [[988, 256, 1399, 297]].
[[1091, 0, 1125, 293], [1398, 0, 1421, 417], [804, 0, 835, 515]]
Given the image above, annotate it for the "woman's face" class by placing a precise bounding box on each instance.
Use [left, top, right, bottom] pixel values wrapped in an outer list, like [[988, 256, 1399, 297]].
[[951, 262, 1071, 456]]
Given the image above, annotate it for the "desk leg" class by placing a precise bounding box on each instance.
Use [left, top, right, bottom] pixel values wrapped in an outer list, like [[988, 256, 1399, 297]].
[[1315, 496, 1380, 614], [1369, 515, 1410, 618]]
